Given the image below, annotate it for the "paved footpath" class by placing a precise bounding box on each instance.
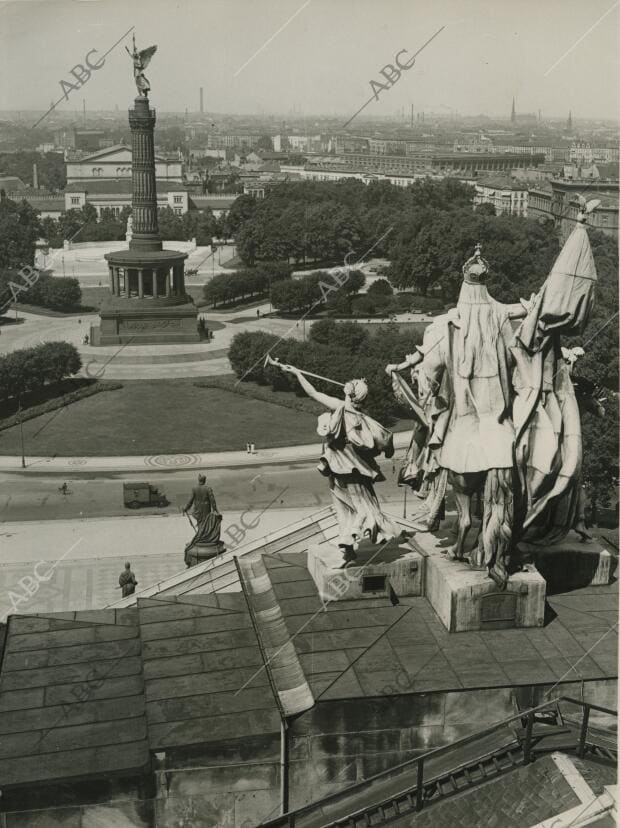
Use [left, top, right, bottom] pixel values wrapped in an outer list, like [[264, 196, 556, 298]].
[[0, 431, 412, 473], [0, 507, 312, 619]]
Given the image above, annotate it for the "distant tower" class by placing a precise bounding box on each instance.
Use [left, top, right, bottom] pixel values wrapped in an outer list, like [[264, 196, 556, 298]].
[[410, 103, 414, 128], [200, 87, 204, 114], [510, 98, 516, 124], [567, 110, 573, 131]]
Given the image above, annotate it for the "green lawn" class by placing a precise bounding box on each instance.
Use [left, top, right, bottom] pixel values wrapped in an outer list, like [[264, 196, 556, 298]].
[[0, 380, 321, 456]]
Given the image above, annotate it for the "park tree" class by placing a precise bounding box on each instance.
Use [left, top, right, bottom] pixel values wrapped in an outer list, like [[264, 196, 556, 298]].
[[0, 195, 42, 268], [0, 342, 81, 401], [581, 397, 619, 525], [341, 268, 365, 294], [41, 216, 64, 248], [367, 278, 393, 297], [28, 275, 81, 310], [183, 208, 217, 245], [58, 209, 83, 241], [228, 331, 278, 382], [223, 194, 258, 237], [157, 206, 185, 240]]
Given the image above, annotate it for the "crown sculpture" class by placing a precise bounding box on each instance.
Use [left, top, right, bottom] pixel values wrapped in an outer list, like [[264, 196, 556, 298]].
[[462, 242, 489, 284]]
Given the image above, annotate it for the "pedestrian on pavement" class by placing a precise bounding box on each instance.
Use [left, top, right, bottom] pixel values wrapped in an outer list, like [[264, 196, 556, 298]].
[[118, 562, 138, 597], [256, 308, 260, 318], [59, 482, 68, 495]]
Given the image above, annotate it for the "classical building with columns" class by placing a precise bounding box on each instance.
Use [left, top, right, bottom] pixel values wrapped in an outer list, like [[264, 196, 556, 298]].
[[92, 95, 199, 345]]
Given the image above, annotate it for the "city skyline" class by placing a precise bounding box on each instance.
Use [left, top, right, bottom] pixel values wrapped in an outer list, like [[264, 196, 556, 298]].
[[0, 0, 618, 121]]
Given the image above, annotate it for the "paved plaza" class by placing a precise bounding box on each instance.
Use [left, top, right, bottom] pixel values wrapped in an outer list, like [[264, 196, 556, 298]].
[[0, 507, 313, 618], [43, 241, 238, 286]]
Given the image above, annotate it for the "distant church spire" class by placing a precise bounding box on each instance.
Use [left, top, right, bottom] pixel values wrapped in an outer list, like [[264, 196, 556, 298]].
[[567, 110, 573, 130], [511, 98, 516, 123]]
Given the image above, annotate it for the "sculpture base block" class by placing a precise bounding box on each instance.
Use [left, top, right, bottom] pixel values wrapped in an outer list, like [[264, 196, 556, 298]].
[[307, 538, 424, 603], [519, 534, 613, 593], [413, 534, 546, 632]]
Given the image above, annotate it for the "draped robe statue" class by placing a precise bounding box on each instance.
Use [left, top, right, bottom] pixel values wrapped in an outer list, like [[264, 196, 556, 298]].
[[277, 365, 398, 549], [389, 217, 597, 589], [512, 216, 597, 544], [184, 476, 225, 566]]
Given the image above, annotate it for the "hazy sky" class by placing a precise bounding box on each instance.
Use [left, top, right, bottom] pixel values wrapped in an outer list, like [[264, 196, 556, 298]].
[[0, 0, 618, 121]]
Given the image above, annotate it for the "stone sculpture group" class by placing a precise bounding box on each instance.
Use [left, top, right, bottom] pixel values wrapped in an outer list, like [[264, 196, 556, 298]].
[[275, 205, 599, 590]]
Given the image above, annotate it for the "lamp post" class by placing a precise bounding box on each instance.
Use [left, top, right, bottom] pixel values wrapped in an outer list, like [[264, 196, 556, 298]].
[[17, 397, 25, 469]]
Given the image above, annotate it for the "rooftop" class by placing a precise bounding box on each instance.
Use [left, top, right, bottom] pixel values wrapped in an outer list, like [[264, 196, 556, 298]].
[[476, 177, 528, 191], [0, 509, 616, 793]]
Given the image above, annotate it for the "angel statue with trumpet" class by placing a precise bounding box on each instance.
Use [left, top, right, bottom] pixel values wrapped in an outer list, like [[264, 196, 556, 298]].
[[125, 34, 157, 97], [267, 355, 399, 557]]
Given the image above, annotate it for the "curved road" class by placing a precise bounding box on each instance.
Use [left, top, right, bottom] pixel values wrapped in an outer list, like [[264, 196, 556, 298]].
[[0, 456, 409, 524]]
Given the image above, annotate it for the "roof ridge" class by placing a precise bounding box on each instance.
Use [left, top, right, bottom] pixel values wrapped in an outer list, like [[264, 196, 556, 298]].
[[236, 554, 315, 718]]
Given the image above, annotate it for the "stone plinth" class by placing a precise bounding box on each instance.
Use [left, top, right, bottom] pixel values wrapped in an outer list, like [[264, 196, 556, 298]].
[[307, 538, 424, 603], [184, 541, 225, 568], [519, 533, 613, 593], [96, 296, 200, 345], [409, 533, 546, 633]]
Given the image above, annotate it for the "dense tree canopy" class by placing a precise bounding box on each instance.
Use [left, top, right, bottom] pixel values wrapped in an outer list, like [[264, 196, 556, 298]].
[[233, 179, 475, 267], [229, 321, 420, 425], [39, 205, 219, 247], [268, 269, 365, 315], [204, 262, 292, 307], [0, 151, 66, 191], [0, 196, 42, 268]]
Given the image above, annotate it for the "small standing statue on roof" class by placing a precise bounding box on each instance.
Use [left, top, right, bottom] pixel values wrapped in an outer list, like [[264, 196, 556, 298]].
[[125, 33, 157, 97], [183, 474, 225, 566]]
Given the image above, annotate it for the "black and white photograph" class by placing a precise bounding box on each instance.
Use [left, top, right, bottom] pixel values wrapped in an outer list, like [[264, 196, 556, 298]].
[[0, 1, 618, 825]]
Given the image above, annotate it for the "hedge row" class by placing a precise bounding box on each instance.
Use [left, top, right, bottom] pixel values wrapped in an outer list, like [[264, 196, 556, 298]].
[[204, 263, 292, 307], [0, 380, 123, 432], [0, 272, 82, 313]]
